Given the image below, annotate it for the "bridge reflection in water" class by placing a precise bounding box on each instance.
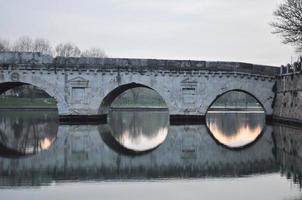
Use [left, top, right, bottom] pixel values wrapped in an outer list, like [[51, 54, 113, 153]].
[[104, 110, 169, 152], [0, 109, 278, 186], [0, 109, 302, 191], [206, 113, 265, 148], [0, 110, 58, 156]]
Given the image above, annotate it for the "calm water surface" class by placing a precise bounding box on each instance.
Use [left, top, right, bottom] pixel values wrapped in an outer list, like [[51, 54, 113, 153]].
[[206, 112, 265, 148], [0, 111, 58, 155], [105, 110, 169, 152], [0, 109, 301, 200]]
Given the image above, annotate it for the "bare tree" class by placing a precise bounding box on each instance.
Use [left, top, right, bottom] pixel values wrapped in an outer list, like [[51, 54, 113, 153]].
[[33, 38, 52, 55], [55, 43, 81, 57], [271, 0, 302, 52], [81, 47, 107, 58], [0, 39, 10, 52], [12, 36, 34, 52]]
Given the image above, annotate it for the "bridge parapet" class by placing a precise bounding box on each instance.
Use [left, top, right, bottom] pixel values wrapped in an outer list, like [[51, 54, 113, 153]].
[[0, 51, 53, 65], [0, 52, 279, 77]]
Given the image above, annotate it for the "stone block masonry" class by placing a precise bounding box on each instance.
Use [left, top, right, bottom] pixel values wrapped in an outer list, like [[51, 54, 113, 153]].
[[273, 72, 302, 123], [0, 52, 278, 118]]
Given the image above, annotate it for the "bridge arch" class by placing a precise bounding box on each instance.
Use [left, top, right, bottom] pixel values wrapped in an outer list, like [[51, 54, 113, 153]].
[[0, 81, 61, 111], [205, 89, 267, 115], [98, 82, 169, 114]]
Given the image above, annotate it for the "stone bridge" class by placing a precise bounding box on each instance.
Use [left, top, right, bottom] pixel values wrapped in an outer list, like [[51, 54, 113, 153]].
[[0, 52, 278, 117]]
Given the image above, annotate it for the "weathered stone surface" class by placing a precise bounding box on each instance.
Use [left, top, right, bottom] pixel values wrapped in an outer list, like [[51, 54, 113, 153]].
[[273, 73, 302, 121], [0, 51, 53, 65], [0, 52, 278, 116]]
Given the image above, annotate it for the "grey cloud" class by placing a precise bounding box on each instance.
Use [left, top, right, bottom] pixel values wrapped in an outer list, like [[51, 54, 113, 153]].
[[0, 0, 297, 65]]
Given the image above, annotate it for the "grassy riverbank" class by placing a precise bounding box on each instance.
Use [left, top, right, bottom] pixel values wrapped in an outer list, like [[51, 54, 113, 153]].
[[0, 88, 168, 109], [0, 97, 57, 109]]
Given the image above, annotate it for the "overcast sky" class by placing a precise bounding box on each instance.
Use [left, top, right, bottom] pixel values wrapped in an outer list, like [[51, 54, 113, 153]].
[[0, 0, 298, 66]]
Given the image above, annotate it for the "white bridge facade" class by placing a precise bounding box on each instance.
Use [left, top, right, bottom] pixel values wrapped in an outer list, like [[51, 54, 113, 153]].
[[0, 52, 278, 116]]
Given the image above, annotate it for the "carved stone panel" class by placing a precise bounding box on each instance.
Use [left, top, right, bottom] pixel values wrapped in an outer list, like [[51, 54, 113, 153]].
[[68, 77, 89, 88], [181, 78, 197, 104], [68, 77, 89, 104], [10, 72, 20, 81]]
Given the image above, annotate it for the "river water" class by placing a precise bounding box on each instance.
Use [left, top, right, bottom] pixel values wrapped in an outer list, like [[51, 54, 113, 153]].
[[0, 109, 301, 200]]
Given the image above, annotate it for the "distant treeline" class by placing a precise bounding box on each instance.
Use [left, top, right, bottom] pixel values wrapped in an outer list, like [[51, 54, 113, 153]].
[[0, 36, 107, 57], [0, 84, 260, 108], [112, 88, 167, 108], [1, 85, 167, 108], [2, 85, 50, 98], [213, 91, 260, 107]]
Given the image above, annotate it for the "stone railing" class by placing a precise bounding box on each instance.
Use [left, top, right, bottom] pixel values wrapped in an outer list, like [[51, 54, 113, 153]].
[[0, 51, 279, 76]]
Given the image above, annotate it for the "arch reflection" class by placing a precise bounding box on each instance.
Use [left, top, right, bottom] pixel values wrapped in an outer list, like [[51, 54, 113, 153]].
[[101, 110, 169, 154], [206, 90, 266, 148], [0, 110, 59, 156]]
